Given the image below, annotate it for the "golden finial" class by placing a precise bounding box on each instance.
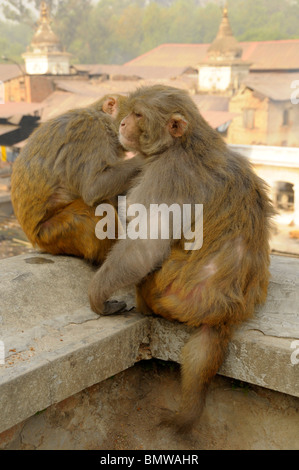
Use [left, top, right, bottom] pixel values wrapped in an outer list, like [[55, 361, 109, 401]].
[[40, 1, 50, 23], [223, 1, 228, 16]]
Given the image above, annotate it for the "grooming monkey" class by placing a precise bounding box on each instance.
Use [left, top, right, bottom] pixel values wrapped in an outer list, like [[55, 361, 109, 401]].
[[88, 84, 275, 431], [11, 94, 142, 264]]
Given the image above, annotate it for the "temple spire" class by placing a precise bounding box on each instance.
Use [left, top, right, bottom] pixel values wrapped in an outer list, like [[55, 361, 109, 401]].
[[22, 0, 71, 75], [207, 3, 242, 61], [39, 1, 51, 24], [30, 1, 60, 49]]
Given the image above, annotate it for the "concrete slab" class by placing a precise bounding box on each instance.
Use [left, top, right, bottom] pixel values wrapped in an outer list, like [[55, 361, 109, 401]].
[[0, 253, 298, 434], [0, 253, 150, 432]]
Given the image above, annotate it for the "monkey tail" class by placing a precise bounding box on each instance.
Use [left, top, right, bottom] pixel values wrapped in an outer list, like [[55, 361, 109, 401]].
[[165, 322, 232, 433]]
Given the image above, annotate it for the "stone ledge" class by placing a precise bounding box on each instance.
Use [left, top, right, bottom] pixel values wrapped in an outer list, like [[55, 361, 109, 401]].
[[0, 253, 298, 434]]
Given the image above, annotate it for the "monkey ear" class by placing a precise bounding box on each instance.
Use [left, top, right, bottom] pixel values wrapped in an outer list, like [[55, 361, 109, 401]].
[[167, 114, 188, 138], [102, 96, 118, 116]]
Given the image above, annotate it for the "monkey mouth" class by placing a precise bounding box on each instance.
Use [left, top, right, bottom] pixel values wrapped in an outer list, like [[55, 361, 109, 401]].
[[119, 133, 138, 150]]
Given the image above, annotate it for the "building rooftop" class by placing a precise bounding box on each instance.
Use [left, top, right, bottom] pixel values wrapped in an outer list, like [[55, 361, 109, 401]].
[[0, 64, 24, 82], [243, 72, 297, 101], [75, 64, 189, 80], [125, 39, 299, 72]]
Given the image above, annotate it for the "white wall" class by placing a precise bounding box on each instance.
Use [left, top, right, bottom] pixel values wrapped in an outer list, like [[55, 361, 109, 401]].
[[230, 144, 299, 225]]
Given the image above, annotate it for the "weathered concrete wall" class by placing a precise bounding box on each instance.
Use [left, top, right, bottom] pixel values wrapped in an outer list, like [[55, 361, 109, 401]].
[[0, 362, 298, 450], [0, 253, 299, 449]]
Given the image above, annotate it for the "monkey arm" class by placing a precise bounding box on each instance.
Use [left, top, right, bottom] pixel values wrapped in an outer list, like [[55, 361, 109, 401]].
[[81, 156, 143, 206], [89, 236, 171, 315]]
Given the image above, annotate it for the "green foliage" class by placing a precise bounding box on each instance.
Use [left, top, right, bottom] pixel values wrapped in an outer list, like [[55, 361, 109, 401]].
[[0, 0, 298, 65], [0, 21, 32, 63], [52, 0, 93, 62], [229, 0, 299, 41]]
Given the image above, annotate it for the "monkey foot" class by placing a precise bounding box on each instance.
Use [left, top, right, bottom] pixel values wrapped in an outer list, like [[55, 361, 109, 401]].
[[102, 300, 127, 316]]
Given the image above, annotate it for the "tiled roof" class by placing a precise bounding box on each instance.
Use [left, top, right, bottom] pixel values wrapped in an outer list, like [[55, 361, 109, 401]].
[[201, 110, 238, 129], [243, 72, 297, 101], [192, 95, 229, 112], [40, 91, 98, 121], [125, 39, 299, 71], [125, 43, 209, 68], [75, 64, 188, 79], [0, 64, 23, 82]]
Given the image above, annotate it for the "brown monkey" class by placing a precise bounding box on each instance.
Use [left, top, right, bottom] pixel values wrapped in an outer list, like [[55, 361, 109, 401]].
[[88, 85, 275, 430], [11, 94, 143, 264]]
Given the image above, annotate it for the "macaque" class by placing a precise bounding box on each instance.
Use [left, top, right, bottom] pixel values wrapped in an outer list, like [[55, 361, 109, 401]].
[[11, 94, 142, 264], [88, 85, 275, 431]]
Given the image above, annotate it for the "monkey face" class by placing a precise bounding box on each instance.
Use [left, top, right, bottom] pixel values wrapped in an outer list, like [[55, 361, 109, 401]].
[[119, 112, 143, 152], [119, 85, 192, 157]]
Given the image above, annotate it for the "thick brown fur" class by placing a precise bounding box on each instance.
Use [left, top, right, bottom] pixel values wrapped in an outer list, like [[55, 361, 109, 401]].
[[89, 85, 275, 430], [11, 94, 143, 264]]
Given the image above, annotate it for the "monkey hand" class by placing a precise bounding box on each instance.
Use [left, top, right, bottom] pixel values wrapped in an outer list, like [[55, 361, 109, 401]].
[[89, 293, 127, 316], [103, 300, 127, 315], [89, 279, 127, 316]]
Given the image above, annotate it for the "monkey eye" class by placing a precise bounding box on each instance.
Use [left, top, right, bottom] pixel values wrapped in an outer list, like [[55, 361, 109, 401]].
[[134, 112, 143, 119]]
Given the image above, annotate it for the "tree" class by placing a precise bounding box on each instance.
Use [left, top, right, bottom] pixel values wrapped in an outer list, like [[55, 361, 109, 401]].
[[0, 20, 32, 63], [1, 0, 299, 65], [141, 2, 169, 52], [52, 0, 92, 59], [1, 0, 61, 25]]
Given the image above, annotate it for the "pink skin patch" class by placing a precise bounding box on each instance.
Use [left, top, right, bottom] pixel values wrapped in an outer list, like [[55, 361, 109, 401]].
[[162, 238, 244, 305], [164, 261, 218, 303], [124, 151, 136, 159]]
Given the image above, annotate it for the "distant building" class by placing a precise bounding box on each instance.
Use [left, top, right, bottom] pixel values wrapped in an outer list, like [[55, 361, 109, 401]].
[[124, 5, 299, 148], [197, 6, 251, 95], [0, 63, 55, 103], [228, 73, 299, 147], [124, 8, 299, 226], [0, 3, 299, 228], [22, 1, 71, 76], [0, 2, 76, 105]]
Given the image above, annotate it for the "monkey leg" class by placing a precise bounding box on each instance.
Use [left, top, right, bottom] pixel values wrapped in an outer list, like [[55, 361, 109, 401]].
[[178, 323, 231, 430], [36, 198, 118, 264], [161, 322, 232, 433], [138, 260, 239, 432]]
